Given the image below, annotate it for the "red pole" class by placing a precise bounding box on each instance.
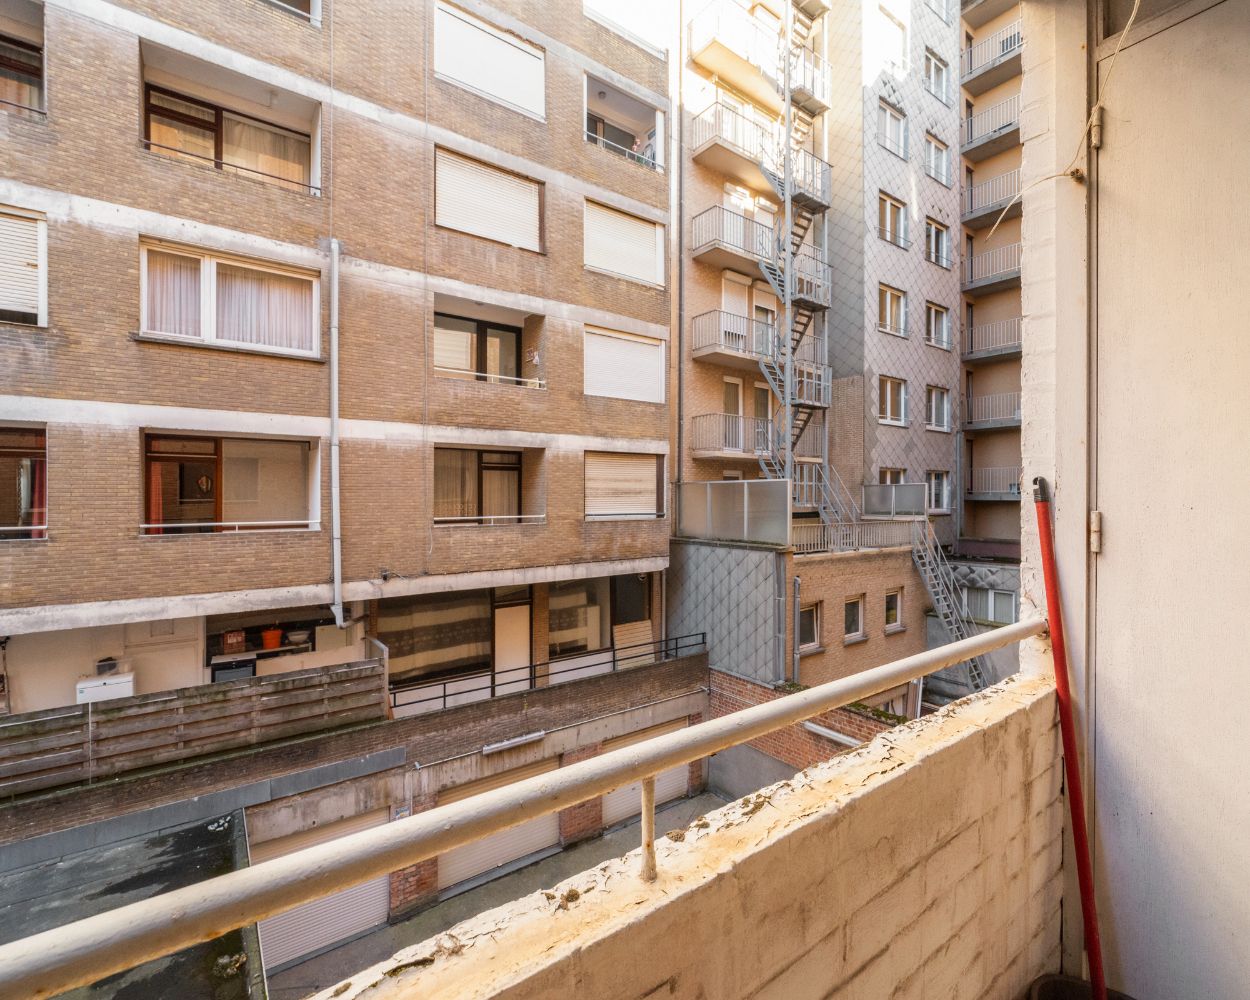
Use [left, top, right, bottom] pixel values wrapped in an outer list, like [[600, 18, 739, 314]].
[[1032, 477, 1107, 1000]]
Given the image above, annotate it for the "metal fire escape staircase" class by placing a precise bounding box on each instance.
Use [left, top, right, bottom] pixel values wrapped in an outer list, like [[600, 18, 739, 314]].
[[911, 522, 991, 690]]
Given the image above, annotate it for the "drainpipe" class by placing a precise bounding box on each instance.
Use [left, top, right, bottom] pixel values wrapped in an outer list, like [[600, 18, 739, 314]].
[[791, 575, 801, 683], [329, 238, 345, 628]]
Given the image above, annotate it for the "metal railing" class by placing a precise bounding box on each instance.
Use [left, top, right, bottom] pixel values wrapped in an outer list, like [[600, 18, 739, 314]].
[[0, 618, 1048, 1000], [966, 316, 1022, 354], [433, 366, 546, 389], [0, 523, 46, 539], [691, 102, 775, 163], [140, 519, 317, 535], [431, 513, 547, 527], [925, 153, 951, 185], [692, 309, 774, 357], [584, 129, 661, 171], [926, 245, 953, 269], [692, 205, 774, 262], [877, 225, 911, 250], [961, 20, 1022, 78], [0, 95, 45, 119], [791, 519, 915, 554], [141, 139, 320, 195], [793, 415, 824, 459], [690, 413, 773, 454], [390, 633, 707, 715], [966, 242, 1022, 284], [878, 130, 907, 159], [966, 168, 1021, 214], [790, 46, 831, 104], [792, 147, 832, 205], [966, 391, 1022, 423], [963, 94, 1021, 145], [793, 246, 832, 305], [677, 478, 792, 546], [688, 0, 783, 83], [968, 466, 1024, 495]]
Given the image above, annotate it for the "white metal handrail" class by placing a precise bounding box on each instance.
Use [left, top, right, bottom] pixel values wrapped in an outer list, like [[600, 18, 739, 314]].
[[584, 129, 661, 171], [433, 365, 546, 389], [692, 205, 774, 262], [692, 309, 775, 356], [963, 94, 1021, 145], [968, 466, 1024, 494], [0, 95, 45, 117], [691, 102, 776, 164], [793, 247, 832, 305], [877, 226, 911, 250], [790, 46, 831, 102], [966, 168, 1021, 214], [791, 519, 915, 554], [966, 391, 1022, 423], [966, 242, 1022, 283], [966, 316, 1022, 353], [140, 520, 317, 533], [690, 413, 774, 454], [432, 514, 547, 526], [0, 619, 1048, 1000], [961, 20, 1022, 78]]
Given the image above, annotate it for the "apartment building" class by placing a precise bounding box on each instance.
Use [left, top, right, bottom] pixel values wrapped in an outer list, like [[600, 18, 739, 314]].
[[0, 0, 717, 977]]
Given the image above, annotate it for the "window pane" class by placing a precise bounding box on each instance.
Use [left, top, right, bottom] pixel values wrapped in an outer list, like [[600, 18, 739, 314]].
[[145, 251, 201, 338], [221, 438, 309, 525], [484, 326, 519, 381], [799, 607, 817, 647], [844, 599, 861, 636], [885, 593, 899, 626], [147, 457, 216, 532], [379, 589, 492, 684], [613, 573, 651, 626], [481, 466, 519, 519], [549, 577, 611, 657], [148, 93, 217, 163], [433, 448, 477, 519], [222, 114, 311, 190], [0, 38, 42, 113], [216, 263, 315, 352], [0, 452, 45, 534], [433, 315, 477, 377]]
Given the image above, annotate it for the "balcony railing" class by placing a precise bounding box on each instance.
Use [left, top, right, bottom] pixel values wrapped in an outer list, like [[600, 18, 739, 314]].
[[692, 309, 775, 357], [691, 102, 775, 163], [140, 519, 317, 535], [793, 416, 824, 459], [968, 466, 1023, 495], [790, 46, 831, 106], [692, 205, 774, 262], [792, 147, 832, 205], [689, 1, 783, 87], [0, 95, 45, 120], [677, 478, 791, 545], [432, 513, 547, 527], [390, 634, 707, 716], [691, 413, 774, 454], [141, 139, 320, 195], [791, 519, 915, 554], [794, 246, 832, 305], [966, 316, 1022, 354], [965, 242, 1022, 284], [966, 391, 1022, 424], [963, 94, 1021, 146], [966, 167, 1021, 214], [925, 245, 953, 269], [434, 366, 546, 389], [961, 20, 1022, 78], [861, 482, 928, 519], [584, 129, 661, 171]]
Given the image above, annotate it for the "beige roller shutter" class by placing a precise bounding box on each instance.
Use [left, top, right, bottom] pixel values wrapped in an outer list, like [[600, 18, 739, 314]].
[[434, 2, 545, 118], [436, 149, 542, 251], [584, 451, 661, 518], [583, 327, 665, 403], [0, 211, 44, 323], [438, 758, 560, 890], [250, 809, 391, 971], [583, 201, 663, 285], [601, 719, 690, 826]]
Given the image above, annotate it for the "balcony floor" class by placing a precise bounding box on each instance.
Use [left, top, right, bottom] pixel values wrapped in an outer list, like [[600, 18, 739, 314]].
[[961, 50, 1022, 97], [961, 122, 1021, 162], [691, 139, 772, 196], [962, 194, 1022, 231], [963, 342, 1023, 365], [964, 416, 1022, 432], [962, 268, 1022, 296], [691, 240, 765, 276]]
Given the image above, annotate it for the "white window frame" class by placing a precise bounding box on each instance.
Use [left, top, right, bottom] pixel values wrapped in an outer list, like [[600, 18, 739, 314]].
[[884, 589, 903, 633], [843, 595, 865, 642], [925, 385, 951, 431], [878, 467, 905, 485], [926, 470, 951, 512], [925, 219, 951, 268], [925, 134, 950, 185], [924, 51, 949, 103], [798, 603, 821, 651], [138, 242, 320, 359], [877, 101, 907, 158], [925, 302, 951, 349], [878, 193, 908, 247], [0, 207, 48, 327], [989, 589, 1017, 624], [878, 376, 907, 426], [878, 284, 907, 337]]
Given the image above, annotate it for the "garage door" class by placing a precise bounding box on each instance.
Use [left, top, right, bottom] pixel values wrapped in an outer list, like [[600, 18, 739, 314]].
[[601, 719, 690, 827], [437, 758, 560, 891], [249, 809, 391, 971]]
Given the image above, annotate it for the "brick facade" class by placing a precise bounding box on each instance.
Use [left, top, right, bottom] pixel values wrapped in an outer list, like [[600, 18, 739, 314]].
[[556, 743, 603, 847]]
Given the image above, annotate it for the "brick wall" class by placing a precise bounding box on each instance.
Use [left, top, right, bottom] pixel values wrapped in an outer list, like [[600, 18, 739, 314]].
[[557, 743, 603, 846], [389, 793, 439, 917]]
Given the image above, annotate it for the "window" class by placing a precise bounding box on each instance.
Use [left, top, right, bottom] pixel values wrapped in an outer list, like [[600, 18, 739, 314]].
[[143, 434, 313, 534], [844, 596, 865, 641], [435, 149, 543, 252], [884, 590, 903, 632], [144, 85, 313, 193], [963, 586, 1017, 625], [879, 467, 905, 485], [586, 75, 662, 170], [879, 376, 907, 425], [0, 208, 46, 326], [926, 386, 951, 431], [433, 313, 522, 385], [433, 448, 522, 524], [583, 326, 665, 403], [549, 577, 612, 657], [925, 219, 951, 268], [877, 101, 907, 158], [799, 604, 821, 651], [584, 451, 663, 518], [878, 7, 907, 71], [434, 2, 545, 118], [926, 470, 951, 512], [0, 427, 45, 539], [0, 33, 43, 118], [925, 134, 950, 184], [878, 193, 908, 248], [923, 51, 949, 103], [140, 244, 318, 356], [378, 589, 492, 684], [584, 201, 665, 286], [878, 284, 907, 336], [925, 302, 951, 349]]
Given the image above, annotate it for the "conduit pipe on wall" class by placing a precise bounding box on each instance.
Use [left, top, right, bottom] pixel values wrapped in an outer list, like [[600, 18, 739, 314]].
[[792, 575, 801, 683], [329, 238, 345, 628]]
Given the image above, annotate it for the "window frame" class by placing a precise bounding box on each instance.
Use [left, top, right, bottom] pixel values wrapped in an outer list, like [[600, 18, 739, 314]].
[[884, 589, 903, 633], [925, 218, 952, 268], [923, 50, 950, 104], [877, 100, 907, 158], [260, 0, 322, 25], [843, 595, 865, 643], [0, 426, 47, 540], [924, 133, 950, 185], [878, 283, 908, 337], [0, 206, 48, 327], [798, 603, 821, 652], [926, 469, 951, 512], [878, 467, 906, 485], [926, 385, 951, 431], [925, 302, 952, 349], [878, 192, 909, 248], [878, 376, 908, 425], [432, 447, 524, 525], [139, 242, 321, 359], [433, 312, 523, 385], [0, 32, 45, 118]]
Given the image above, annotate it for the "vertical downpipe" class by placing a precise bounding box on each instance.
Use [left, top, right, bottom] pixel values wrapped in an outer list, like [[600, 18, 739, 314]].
[[782, 1, 794, 488], [791, 575, 801, 683], [329, 238, 345, 628]]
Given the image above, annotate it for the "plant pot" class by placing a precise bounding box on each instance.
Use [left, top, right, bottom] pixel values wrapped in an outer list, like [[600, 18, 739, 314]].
[[260, 628, 283, 650], [1028, 975, 1135, 1000]]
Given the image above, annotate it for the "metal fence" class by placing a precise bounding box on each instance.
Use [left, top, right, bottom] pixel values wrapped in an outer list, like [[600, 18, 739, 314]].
[[966, 392, 1022, 423], [961, 20, 1022, 78], [966, 242, 1022, 284], [963, 94, 1021, 145], [966, 316, 1022, 354], [966, 168, 1021, 214]]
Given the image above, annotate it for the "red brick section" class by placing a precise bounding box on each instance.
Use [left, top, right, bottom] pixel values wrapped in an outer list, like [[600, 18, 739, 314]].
[[557, 743, 603, 846], [389, 793, 438, 917], [708, 670, 894, 771], [686, 712, 706, 795]]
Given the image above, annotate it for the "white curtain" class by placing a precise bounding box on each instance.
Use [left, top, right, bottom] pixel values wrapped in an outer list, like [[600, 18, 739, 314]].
[[433, 449, 476, 519], [216, 263, 314, 351], [222, 115, 311, 190], [481, 468, 518, 518], [145, 251, 201, 338]]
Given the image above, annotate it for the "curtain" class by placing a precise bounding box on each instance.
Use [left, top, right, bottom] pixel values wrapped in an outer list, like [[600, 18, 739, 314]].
[[146, 457, 164, 535], [433, 450, 476, 519], [222, 115, 310, 190], [481, 468, 519, 521], [216, 263, 314, 352], [0, 39, 40, 114], [27, 458, 45, 540], [145, 251, 201, 338]]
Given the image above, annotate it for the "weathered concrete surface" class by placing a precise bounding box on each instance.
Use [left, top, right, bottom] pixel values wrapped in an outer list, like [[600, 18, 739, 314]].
[[310, 675, 1063, 1000]]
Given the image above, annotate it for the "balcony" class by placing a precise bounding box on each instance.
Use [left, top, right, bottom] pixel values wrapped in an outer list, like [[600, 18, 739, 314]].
[[963, 167, 1022, 229], [691, 205, 773, 272], [688, 1, 783, 115], [967, 465, 1024, 500], [791, 518, 915, 554], [677, 478, 791, 546], [961, 20, 1022, 96], [691, 310, 828, 382], [964, 316, 1023, 363], [961, 0, 1023, 29], [793, 245, 833, 308], [585, 75, 663, 171], [790, 46, 831, 115], [965, 391, 1022, 430], [961, 94, 1021, 161], [861, 482, 928, 519], [963, 242, 1022, 294], [689, 413, 774, 459]]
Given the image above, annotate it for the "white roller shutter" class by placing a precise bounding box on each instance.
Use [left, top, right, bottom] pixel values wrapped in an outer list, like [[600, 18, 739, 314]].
[[583, 326, 665, 403], [438, 758, 561, 889], [601, 719, 689, 826], [434, 3, 545, 118], [250, 809, 391, 971], [584, 201, 664, 286], [436, 149, 542, 251], [0, 210, 45, 324], [584, 451, 661, 518]]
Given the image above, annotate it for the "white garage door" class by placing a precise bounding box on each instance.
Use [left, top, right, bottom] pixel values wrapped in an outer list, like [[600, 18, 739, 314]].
[[601, 720, 690, 827], [250, 809, 391, 971], [437, 758, 560, 891]]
